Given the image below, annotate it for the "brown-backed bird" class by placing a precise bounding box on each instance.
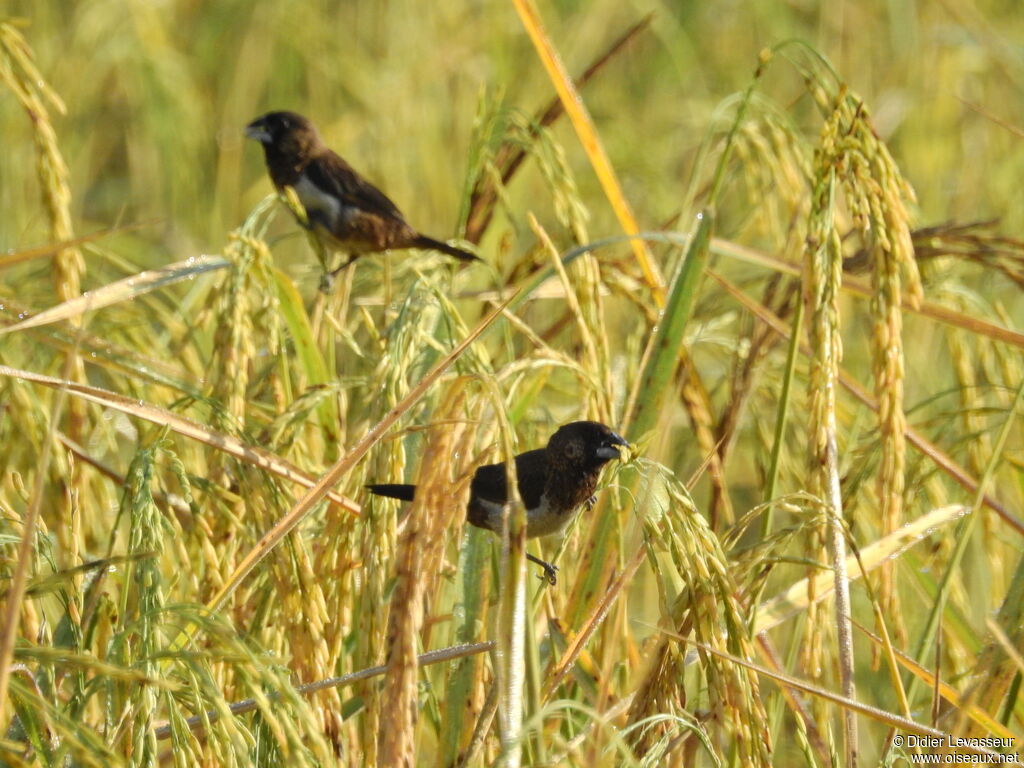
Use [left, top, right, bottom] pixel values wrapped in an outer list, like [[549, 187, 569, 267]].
[[246, 110, 477, 274]]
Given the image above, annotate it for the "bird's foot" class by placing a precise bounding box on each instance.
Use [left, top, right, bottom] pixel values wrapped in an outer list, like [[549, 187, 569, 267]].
[[329, 255, 357, 278], [527, 553, 558, 586], [540, 562, 558, 586], [318, 255, 358, 292]]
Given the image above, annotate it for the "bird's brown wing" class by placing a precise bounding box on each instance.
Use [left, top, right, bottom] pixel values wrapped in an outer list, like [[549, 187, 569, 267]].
[[304, 151, 407, 223], [470, 448, 547, 511]]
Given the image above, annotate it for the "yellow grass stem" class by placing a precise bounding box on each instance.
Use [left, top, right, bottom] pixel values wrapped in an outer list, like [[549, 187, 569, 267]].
[[512, 0, 665, 306]]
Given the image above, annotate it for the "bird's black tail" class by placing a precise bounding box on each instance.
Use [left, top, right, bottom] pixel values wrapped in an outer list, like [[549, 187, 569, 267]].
[[366, 483, 417, 502], [412, 235, 480, 263]]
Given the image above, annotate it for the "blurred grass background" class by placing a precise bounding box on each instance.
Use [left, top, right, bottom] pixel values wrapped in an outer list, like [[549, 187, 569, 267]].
[[1, 0, 1023, 765]]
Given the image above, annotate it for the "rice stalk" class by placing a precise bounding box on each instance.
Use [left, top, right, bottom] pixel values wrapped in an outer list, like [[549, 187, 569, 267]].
[[0, 350, 71, 734], [379, 382, 470, 766], [0, 23, 81, 310], [828, 87, 921, 649], [803, 83, 856, 764], [478, 376, 527, 768], [678, 359, 732, 525], [0, 27, 89, 553], [115, 440, 169, 766], [626, 460, 771, 766]]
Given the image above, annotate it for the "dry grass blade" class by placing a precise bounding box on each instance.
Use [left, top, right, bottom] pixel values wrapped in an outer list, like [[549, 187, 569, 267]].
[[512, 0, 664, 305], [0, 364, 358, 513], [0, 223, 148, 269], [153, 641, 494, 741], [0, 296, 190, 387], [544, 546, 646, 697], [712, 237, 1024, 349], [850, 620, 1016, 741], [956, 96, 1024, 139], [0, 255, 228, 335], [754, 504, 970, 633]]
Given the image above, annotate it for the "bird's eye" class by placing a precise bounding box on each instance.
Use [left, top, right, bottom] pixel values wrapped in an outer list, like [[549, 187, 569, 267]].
[[565, 441, 583, 460]]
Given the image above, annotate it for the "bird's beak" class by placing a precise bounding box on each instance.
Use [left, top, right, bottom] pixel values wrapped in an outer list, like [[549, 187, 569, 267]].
[[595, 431, 629, 460], [245, 122, 271, 143]]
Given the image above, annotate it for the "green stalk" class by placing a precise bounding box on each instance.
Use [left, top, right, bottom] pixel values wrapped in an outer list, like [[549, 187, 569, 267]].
[[625, 210, 713, 441]]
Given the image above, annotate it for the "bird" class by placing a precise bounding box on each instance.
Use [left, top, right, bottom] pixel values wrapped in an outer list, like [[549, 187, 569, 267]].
[[367, 421, 628, 584], [245, 110, 478, 275]]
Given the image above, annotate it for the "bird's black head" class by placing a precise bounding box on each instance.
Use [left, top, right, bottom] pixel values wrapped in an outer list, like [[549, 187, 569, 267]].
[[546, 421, 628, 473], [245, 111, 321, 159]]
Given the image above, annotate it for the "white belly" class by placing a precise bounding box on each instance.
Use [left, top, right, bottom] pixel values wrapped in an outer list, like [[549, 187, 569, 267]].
[[477, 495, 574, 539], [292, 176, 346, 230]]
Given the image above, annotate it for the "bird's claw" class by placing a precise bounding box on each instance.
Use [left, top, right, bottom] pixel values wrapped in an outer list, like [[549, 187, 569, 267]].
[[527, 552, 559, 585], [540, 562, 558, 586], [329, 255, 357, 278]]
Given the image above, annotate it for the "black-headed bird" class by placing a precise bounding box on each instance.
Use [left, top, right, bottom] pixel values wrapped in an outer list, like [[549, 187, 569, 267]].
[[367, 421, 628, 584]]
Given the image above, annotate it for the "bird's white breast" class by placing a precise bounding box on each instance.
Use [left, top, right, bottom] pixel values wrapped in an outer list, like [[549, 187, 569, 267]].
[[478, 495, 574, 539], [292, 176, 343, 230]]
